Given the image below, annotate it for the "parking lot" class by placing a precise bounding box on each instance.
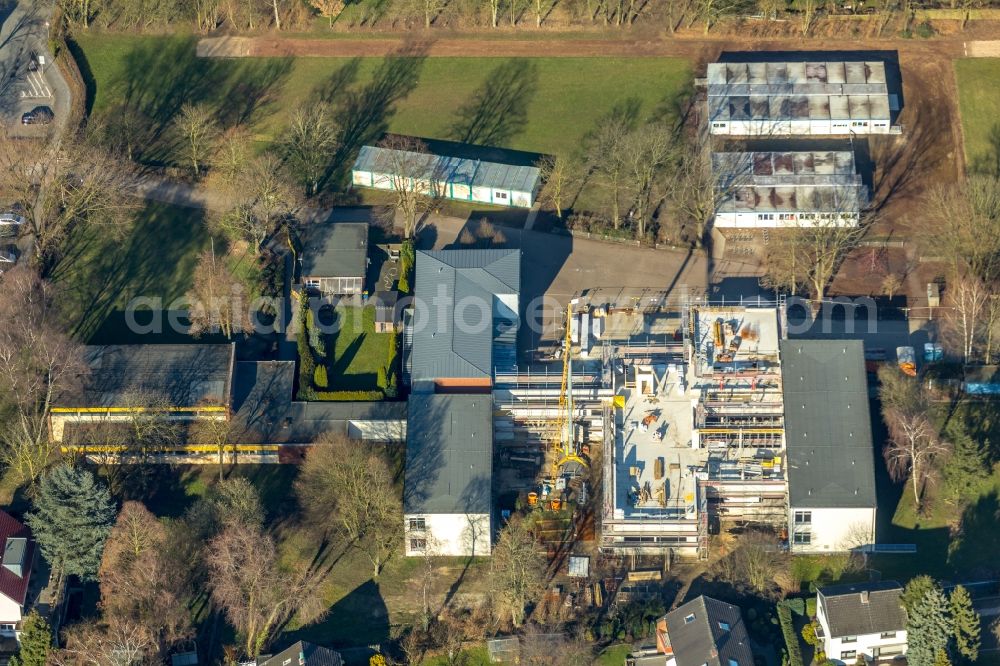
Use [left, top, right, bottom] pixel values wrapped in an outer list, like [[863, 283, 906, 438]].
[[0, 0, 64, 139]]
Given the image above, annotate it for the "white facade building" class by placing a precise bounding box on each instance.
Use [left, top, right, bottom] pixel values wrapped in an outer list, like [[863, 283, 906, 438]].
[[713, 151, 867, 229], [816, 582, 907, 664], [781, 340, 877, 555], [403, 394, 494, 558], [707, 61, 897, 136], [0, 511, 39, 641]]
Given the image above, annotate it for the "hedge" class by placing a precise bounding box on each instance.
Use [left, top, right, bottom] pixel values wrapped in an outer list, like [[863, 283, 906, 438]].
[[777, 605, 804, 666], [312, 390, 385, 401]]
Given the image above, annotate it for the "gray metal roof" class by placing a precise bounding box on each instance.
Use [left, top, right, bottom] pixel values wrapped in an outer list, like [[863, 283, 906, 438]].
[[663, 596, 754, 666], [714, 151, 867, 214], [707, 61, 891, 122], [781, 340, 877, 509], [262, 641, 343, 666], [353, 145, 540, 193], [404, 394, 492, 515], [231, 361, 406, 444], [818, 581, 905, 637], [300, 222, 368, 278], [64, 344, 235, 408], [410, 249, 520, 382]]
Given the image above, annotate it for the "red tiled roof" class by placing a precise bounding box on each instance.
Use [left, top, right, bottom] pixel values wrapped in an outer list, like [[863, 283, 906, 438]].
[[0, 511, 33, 607]]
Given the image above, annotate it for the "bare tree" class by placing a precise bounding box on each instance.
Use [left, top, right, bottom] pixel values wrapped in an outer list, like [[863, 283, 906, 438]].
[[208, 521, 327, 658], [53, 616, 157, 666], [173, 103, 220, 178], [214, 126, 255, 189], [189, 415, 241, 480], [295, 433, 402, 577], [309, 0, 346, 24], [923, 177, 1000, 285], [489, 515, 545, 628], [946, 274, 991, 364], [0, 267, 85, 485], [537, 155, 579, 220], [374, 135, 440, 239], [587, 114, 631, 230], [624, 125, 675, 239], [99, 502, 192, 655], [884, 408, 950, 510], [282, 104, 339, 196], [730, 530, 784, 595], [667, 131, 720, 247], [186, 248, 255, 340]]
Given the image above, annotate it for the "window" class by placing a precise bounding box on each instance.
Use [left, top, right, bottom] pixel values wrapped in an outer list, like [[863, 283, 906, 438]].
[[880, 632, 897, 639], [684, 613, 696, 624], [793, 532, 811, 545], [840, 651, 856, 660], [409, 538, 427, 552], [409, 517, 426, 531], [719, 621, 731, 632], [794, 511, 812, 525], [495, 191, 508, 200], [841, 636, 857, 644]]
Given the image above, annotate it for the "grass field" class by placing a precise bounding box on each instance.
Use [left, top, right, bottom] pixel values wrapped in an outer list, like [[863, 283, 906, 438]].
[[50, 201, 221, 344], [956, 58, 1000, 175], [71, 34, 692, 164], [321, 305, 394, 391]]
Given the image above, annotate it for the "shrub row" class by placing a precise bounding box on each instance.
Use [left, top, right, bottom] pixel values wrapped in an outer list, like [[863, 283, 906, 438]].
[[777, 605, 804, 666]]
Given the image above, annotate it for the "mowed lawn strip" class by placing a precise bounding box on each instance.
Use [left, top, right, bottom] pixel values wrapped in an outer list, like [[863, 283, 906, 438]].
[[326, 305, 392, 391], [955, 58, 1000, 174], [72, 34, 692, 160]]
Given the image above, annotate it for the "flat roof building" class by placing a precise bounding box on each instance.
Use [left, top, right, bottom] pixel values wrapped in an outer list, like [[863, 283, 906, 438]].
[[781, 339, 877, 554], [713, 151, 868, 228], [300, 222, 368, 296], [351, 144, 541, 209], [707, 61, 896, 136], [403, 394, 493, 557]]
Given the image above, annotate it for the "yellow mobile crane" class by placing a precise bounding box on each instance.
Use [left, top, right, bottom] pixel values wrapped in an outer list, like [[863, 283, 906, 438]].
[[552, 304, 589, 476]]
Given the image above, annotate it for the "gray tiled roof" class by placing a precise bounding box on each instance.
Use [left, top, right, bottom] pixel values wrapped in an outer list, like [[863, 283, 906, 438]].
[[64, 344, 235, 408], [781, 340, 877, 509], [819, 581, 906, 637], [404, 394, 492, 515], [664, 596, 754, 666], [410, 249, 520, 382], [262, 641, 343, 666], [300, 222, 368, 278]]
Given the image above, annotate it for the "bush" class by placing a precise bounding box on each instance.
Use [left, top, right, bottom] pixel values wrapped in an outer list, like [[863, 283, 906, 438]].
[[377, 365, 388, 389], [915, 20, 934, 38], [806, 597, 816, 618], [783, 597, 806, 616], [314, 365, 328, 389], [312, 390, 385, 401], [306, 308, 326, 357], [801, 622, 818, 647], [398, 239, 415, 294], [777, 605, 804, 666]]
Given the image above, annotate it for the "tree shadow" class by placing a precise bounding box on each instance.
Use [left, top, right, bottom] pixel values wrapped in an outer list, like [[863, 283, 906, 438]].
[[948, 490, 1000, 577], [279, 579, 391, 650], [312, 58, 362, 105], [449, 60, 539, 147]]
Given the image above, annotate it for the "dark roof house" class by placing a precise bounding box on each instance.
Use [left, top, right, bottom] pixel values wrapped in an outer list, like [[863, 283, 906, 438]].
[[58, 344, 235, 409], [0, 511, 36, 616], [818, 581, 906, 638], [403, 394, 492, 515], [300, 222, 369, 280], [410, 249, 520, 387], [780, 340, 877, 509], [656, 596, 754, 666], [261, 641, 343, 666]]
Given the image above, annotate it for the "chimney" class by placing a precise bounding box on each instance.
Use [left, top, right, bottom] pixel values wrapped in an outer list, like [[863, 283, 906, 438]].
[[860, 590, 870, 604]]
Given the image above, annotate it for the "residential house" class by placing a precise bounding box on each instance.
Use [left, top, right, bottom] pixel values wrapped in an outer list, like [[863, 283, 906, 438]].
[[301, 222, 369, 297], [781, 340, 877, 553], [408, 249, 520, 393], [816, 581, 907, 664], [260, 641, 344, 666], [0, 511, 39, 640], [643, 595, 754, 666], [403, 394, 492, 557]]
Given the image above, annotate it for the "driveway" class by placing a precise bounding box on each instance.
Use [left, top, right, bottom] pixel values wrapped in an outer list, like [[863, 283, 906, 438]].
[[0, 0, 69, 139]]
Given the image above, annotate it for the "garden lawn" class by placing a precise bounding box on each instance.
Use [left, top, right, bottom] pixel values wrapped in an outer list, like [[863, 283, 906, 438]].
[[50, 201, 221, 344], [956, 58, 1000, 174], [326, 305, 393, 391], [71, 34, 692, 162]]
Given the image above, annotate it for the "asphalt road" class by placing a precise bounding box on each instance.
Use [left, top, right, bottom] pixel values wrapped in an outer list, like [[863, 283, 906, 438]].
[[0, 0, 68, 138]]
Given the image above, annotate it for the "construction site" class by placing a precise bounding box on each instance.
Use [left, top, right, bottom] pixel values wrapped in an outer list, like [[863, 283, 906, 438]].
[[493, 298, 792, 562]]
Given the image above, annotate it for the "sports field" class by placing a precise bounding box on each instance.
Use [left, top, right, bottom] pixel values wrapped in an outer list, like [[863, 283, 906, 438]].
[[72, 34, 692, 162], [955, 58, 1000, 175]]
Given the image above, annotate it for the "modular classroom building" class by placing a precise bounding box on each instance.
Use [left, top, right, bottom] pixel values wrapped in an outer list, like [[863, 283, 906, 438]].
[[351, 144, 541, 209], [707, 61, 896, 136], [712, 151, 868, 228]]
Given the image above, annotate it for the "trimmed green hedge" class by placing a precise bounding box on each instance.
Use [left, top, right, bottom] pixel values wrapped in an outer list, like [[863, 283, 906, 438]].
[[777, 605, 804, 666], [312, 390, 385, 401]]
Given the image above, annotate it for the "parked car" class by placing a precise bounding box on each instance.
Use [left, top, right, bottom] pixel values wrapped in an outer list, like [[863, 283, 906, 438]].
[[21, 106, 54, 125], [0, 212, 26, 237]]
